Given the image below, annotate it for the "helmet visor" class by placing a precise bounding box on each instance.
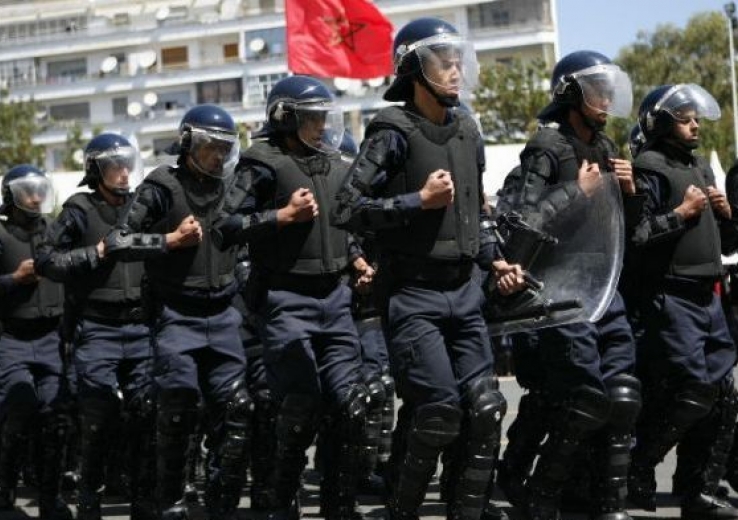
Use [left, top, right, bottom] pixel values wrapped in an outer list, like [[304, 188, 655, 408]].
[[573, 64, 633, 118], [91, 146, 140, 194], [294, 103, 345, 153], [189, 127, 240, 179], [415, 34, 479, 98], [8, 175, 54, 214], [656, 83, 721, 122]]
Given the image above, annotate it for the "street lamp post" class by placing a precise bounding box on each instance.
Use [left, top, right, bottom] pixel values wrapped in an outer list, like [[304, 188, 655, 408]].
[[725, 2, 738, 159]]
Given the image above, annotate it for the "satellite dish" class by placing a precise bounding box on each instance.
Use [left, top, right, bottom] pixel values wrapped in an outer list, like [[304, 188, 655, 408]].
[[334, 77, 351, 92], [367, 77, 385, 88], [100, 56, 118, 74], [143, 91, 158, 107], [127, 101, 143, 117], [138, 50, 157, 69], [155, 6, 170, 21], [72, 149, 84, 166], [249, 38, 266, 53]]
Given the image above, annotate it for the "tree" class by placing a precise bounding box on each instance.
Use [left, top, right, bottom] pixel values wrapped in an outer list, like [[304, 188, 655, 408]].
[[0, 91, 45, 171], [614, 12, 733, 163], [61, 122, 86, 171], [473, 57, 550, 144]]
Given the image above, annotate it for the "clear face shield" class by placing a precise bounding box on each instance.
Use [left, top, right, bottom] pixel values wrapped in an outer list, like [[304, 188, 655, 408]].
[[656, 83, 721, 123], [569, 64, 633, 117], [188, 127, 240, 179], [413, 34, 480, 99], [89, 146, 141, 195], [8, 175, 55, 215], [294, 103, 345, 154]]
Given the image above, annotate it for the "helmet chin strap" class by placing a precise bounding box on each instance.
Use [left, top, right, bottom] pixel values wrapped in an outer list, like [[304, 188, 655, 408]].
[[418, 75, 460, 108], [575, 103, 606, 132], [100, 180, 129, 199]]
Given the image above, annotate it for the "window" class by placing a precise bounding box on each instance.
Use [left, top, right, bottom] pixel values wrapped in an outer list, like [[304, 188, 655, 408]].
[[198, 79, 242, 104], [244, 27, 285, 60], [161, 46, 189, 69], [112, 97, 128, 118], [156, 90, 193, 112], [49, 102, 90, 122], [0, 59, 35, 87], [244, 73, 288, 106], [223, 43, 239, 61], [468, 1, 511, 29], [47, 58, 87, 83]]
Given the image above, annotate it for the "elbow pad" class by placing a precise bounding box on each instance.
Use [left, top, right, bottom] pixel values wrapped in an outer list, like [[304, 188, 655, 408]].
[[105, 229, 166, 260]]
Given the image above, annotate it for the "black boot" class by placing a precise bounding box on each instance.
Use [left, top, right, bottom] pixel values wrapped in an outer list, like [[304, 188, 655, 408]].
[[37, 411, 73, 520], [204, 381, 252, 520], [77, 395, 120, 520], [155, 389, 199, 519], [525, 387, 609, 520], [0, 418, 27, 512], [629, 381, 716, 512], [250, 388, 278, 511], [127, 391, 158, 520], [446, 375, 506, 520], [678, 378, 738, 520], [496, 391, 547, 509], [268, 395, 319, 520], [590, 375, 641, 520], [390, 404, 461, 520]]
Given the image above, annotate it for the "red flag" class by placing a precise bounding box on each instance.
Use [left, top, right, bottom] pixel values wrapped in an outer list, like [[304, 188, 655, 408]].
[[286, 0, 393, 79]]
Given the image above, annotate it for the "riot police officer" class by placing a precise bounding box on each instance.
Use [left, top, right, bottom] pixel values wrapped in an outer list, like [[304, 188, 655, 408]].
[[103, 104, 250, 520], [494, 51, 641, 520], [627, 84, 738, 520], [331, 17, 523, 520], [214, 74, 374, 520], [35, 133, 156, 520], [0, 165, 71, 519]]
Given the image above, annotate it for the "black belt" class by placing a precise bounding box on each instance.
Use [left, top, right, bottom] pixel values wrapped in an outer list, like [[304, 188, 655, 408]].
[[268, 273, 342, 298], [4, 316, 60, 338], [659, 276, 717, 301], [163, 297, 232, 317], [388, 256, 474, 290]]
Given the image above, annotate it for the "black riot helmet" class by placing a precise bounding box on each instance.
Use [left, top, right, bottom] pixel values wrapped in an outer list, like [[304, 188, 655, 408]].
[[81, 133, 140, 197], [256, 75, 345, 154], [538, 50, 632, 124], [178, 104, 240, 179], [628, 123, 646, 158], [1, 164, 54, 216], [638, 83, 721, 144], [384, 17, 479, 107]]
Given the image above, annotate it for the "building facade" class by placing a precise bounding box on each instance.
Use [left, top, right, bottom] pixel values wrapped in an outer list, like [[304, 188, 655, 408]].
[[0, 0, 558, 173]]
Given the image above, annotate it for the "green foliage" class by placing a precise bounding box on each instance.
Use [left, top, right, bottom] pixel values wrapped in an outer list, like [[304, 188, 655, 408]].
[[615, 12, 733, 163], [473, 57, 550, 143], [0, 93, 45, 171]]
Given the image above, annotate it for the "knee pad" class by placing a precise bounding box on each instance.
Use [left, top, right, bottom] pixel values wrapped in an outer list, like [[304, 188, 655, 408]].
[[408, 402, 462, 456], [157, 388, 200, 436], [605, 374, 642, 428], [276, 394, 320, 448], [671, 380, 717, 427], [3, 383, 38, 429], [566, 385, 611, 434], [337, 383, 370, 439], [464, 373, 507, 438], [225, 379, 253, 428], [365, 376, 387, 413]]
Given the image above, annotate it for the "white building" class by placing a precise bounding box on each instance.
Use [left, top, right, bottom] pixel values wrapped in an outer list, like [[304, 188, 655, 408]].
[[0, 0, 559, 201]]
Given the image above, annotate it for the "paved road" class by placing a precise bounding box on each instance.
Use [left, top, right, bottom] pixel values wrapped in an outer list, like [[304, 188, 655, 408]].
[[2, 376, 732, 519]]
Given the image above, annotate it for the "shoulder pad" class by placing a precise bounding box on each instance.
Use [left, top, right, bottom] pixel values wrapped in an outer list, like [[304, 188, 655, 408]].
[[366, 106, 415, 138]]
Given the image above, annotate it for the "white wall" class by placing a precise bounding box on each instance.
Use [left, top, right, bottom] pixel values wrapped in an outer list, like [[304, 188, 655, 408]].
[[483, 143, 524, 204]]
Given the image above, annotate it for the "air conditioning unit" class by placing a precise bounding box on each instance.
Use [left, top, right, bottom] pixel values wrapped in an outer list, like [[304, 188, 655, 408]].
[[112, 13, 130, 26]]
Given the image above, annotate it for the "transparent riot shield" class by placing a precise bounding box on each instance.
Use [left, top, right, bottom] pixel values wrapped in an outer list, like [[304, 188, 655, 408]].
[[486, 172, 624, 336]]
